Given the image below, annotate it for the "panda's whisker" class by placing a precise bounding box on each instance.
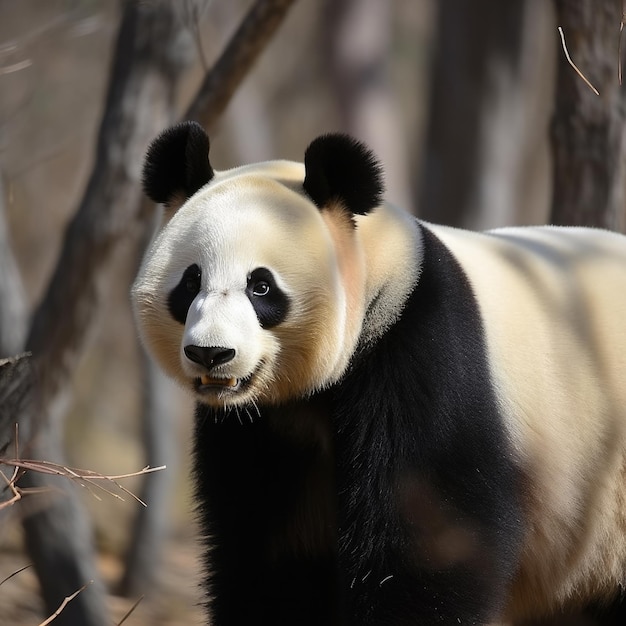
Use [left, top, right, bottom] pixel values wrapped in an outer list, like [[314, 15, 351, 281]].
[[219, 402, 228, 424], [245, 407, 254, 424]]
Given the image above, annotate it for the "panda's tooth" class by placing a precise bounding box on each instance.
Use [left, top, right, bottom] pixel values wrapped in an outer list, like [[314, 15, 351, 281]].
[[198, 374, 238, 388]]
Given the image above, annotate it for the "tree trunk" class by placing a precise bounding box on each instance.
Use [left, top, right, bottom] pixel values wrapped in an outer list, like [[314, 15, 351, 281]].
[[0, 353, 33, 475], [0, 173, 30, 506], [0, 174, 28, 358], [417, 0, 554, 229], [18, 2, 194, 623], [118, 328, 179, 597], [550, 0, 626, 230]]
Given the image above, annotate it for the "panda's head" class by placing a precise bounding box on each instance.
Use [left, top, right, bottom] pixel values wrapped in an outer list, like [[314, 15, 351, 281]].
[[132, 122, 397, 408]]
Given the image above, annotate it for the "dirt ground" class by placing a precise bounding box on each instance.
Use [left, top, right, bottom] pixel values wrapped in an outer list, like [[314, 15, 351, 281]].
[[0, 522, 206, 626]]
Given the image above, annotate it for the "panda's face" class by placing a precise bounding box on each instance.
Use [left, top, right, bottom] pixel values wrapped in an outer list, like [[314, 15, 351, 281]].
[[134, 124, 392, 408], [132, 168, 354, 408]]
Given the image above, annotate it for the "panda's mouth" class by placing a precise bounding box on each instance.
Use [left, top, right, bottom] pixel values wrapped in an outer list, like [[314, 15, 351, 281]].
[[192, 361, 265, 401], [195, 374, 241, 392]]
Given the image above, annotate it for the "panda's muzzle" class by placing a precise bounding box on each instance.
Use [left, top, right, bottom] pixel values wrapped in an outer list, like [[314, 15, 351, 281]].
[[184, 345, 238, 389]]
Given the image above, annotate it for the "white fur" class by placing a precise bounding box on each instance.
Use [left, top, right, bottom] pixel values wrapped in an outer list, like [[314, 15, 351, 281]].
[[430, 224, 626, 618], [133, 157, 422, 409]]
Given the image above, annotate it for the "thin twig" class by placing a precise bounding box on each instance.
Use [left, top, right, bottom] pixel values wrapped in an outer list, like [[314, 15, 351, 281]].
[[558, 26, 600, 95], [2, 459, 166, 482], [37, 581, 93, 626], [0, 468, 22, 509], [0, 564, 31, 587], [1, 428, 166, 508], [0, 459, 166, 507], [117, 595, 145, 625]]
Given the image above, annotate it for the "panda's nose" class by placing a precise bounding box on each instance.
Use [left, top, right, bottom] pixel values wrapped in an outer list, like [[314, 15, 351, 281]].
[[184, 345, 236, 369]]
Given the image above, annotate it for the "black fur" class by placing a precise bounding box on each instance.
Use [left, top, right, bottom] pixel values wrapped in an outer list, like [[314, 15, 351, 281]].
[[333, 225, 523, 624], [192, 223, 523, 625], [246, 267, 290, 328], [142, 121, 213, 205], [168, 263, 201, 324], [194, 396, 340, 626], [303, 133, 384, 215]]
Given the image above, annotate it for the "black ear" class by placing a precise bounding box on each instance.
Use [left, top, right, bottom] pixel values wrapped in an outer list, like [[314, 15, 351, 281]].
[[302, 133, 384, 215], [142, 121, 214, 206]]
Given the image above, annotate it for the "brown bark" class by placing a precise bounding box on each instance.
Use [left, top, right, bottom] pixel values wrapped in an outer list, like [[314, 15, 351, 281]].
[[550, 1, 626, 229]]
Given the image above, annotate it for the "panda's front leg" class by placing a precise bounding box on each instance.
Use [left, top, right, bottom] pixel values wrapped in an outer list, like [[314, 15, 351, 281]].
[[193, 401, 344, 626]]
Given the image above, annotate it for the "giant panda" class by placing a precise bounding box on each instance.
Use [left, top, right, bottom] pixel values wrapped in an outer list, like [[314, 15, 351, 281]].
[[132, 120, 626, 626]]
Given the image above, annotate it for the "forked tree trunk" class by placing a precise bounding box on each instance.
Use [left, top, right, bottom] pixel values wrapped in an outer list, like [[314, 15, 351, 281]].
[[18, 2, 194, 623]]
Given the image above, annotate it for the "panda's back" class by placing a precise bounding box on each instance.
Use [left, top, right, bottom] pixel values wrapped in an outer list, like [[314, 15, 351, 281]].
[[427, 223, 626, 617]]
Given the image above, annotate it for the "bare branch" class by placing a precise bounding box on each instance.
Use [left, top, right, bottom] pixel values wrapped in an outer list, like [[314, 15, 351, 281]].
[[38, 582, 93, 626], [185, 0, 297, 128], [0, 564, 31, 587], [116, 595, 145, 626], [557, 26, 600, 95], [1, 457, 166, 508]]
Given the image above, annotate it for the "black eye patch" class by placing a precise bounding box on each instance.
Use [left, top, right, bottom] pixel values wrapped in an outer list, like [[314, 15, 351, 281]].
[[168, 263, 201, 324], [246, 267, 290, 328]]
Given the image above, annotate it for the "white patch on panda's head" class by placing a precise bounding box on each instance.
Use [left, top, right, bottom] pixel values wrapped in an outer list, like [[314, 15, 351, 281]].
[[132, 164, 363, 408]]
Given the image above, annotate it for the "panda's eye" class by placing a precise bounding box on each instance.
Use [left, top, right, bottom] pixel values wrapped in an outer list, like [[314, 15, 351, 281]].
[[246, 267, 290, 328], [252, 281, 270, 297], [184, 264, 201, 294]]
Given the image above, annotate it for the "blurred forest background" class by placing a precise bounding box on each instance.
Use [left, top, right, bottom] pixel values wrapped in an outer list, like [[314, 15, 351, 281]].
[[0, 0, 624, 624]]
